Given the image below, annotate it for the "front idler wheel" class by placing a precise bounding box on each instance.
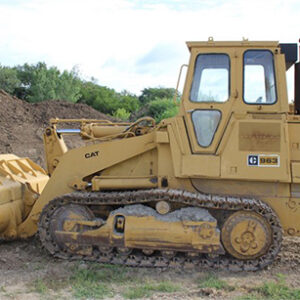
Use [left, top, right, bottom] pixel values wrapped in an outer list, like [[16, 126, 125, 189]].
[[49, 204, 94, 256]]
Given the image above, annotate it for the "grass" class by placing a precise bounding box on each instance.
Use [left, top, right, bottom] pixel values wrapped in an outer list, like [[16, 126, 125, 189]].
[[197, 273, 234, 291], [28, 264, 121, 299], [70, 264, 182, 299], [70, 263, 131, 284], [237, 274, 300, 300], [69, 264, 128, 299], [122, 281, 181, 299], [32, 279, 48, 294], [29, 263, 134, 298], [30, 274, 71, 295], [28, 265, 300, 300], [254, 279, 300, 299], [72, 281, 112, 299]]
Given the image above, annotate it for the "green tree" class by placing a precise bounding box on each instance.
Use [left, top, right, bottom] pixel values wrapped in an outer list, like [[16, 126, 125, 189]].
[[27, 62, 59, 102], [139, 87, 177, 105], [79, 83, 140, 116], [79, 82, 119, 114], [118, 90, 140, 113], [57, 67, 81, 103], [14, 62, 81, 102], [0, 66, 21, 94]]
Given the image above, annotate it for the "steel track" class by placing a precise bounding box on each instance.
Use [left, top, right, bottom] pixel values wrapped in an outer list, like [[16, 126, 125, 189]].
[[38, 189, 282, 271]]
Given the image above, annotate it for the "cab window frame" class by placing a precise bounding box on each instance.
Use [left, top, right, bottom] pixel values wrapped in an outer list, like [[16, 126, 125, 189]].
[[243, 49, 278, 105], [189, 53, 231, 103]]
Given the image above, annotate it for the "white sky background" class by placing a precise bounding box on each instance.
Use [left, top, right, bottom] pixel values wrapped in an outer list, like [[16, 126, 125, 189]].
[[0, 0, 299, 97]]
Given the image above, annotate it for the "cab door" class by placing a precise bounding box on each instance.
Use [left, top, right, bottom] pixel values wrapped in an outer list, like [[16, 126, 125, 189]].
[[181, 47, 237, 154]]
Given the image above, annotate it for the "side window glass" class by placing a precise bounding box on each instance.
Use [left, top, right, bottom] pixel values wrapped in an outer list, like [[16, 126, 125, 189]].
[[190, 54, 230, 102], [244, 50, 276, 104], [192, 110, 221, 147]]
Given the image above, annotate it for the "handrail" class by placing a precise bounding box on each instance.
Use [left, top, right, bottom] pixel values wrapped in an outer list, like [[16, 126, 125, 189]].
[[173, 64, 188, 105]]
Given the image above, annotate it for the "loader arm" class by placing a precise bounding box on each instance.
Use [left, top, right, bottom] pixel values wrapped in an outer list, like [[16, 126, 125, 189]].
[[17, 131, 156, 238]]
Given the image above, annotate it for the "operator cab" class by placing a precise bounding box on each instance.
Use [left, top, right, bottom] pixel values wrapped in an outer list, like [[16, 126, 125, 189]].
[[180, 39, 298, 155]]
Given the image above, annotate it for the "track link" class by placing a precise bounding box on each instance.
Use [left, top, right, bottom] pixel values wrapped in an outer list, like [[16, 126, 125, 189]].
[[38, 189, 282, 271]]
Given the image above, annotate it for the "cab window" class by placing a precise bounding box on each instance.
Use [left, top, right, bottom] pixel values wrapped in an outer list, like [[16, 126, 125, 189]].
[[192, 110, 221, 147], [190, 54, 230, 102], [244, 50, 276, 104]]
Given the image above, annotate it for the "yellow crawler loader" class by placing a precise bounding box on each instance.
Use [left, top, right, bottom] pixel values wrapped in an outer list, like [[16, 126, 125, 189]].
[[1, 38, 300, 271]]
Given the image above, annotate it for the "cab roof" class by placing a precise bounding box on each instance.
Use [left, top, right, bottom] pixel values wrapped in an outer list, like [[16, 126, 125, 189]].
[[186, 39, 298, 70], [186, 40, 279, 51]]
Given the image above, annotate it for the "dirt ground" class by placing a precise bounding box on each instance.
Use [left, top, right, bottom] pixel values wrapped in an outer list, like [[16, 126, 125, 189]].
[[0, 236, 299, 299]]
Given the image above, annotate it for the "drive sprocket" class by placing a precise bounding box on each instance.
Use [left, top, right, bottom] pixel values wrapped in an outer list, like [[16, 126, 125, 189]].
[[221, 211, 272, 260]]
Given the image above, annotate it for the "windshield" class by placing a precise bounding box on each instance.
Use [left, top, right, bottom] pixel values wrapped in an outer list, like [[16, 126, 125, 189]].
[[243, 50, 277, 104], [190, 54, 230, 102]]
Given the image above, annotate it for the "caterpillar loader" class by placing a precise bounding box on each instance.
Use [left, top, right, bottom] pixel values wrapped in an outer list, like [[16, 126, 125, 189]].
[[1, 38, 300, 271]]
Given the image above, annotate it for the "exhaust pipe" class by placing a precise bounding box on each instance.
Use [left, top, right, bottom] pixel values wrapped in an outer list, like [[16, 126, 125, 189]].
[[295, 40, 300, 114]]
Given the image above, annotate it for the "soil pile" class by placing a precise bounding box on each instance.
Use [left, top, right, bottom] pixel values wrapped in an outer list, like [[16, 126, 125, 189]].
[[0, 90, 112, 167]]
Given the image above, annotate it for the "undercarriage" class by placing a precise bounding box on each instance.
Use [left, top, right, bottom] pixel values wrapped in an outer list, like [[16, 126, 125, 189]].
[[38, 189, 282, 271]]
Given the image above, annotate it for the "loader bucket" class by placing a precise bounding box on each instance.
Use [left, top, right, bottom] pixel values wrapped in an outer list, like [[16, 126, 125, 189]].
[[0, 154, 49, 240]]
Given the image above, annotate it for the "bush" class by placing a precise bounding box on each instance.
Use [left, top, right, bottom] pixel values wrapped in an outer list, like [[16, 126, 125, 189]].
[[147, 97, 179, 123], [0, 66, 21, 94], [113, 108, 131, 121]]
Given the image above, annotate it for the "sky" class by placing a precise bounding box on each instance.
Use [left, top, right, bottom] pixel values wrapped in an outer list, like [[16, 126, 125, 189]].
[[0, 0, 299, 97]]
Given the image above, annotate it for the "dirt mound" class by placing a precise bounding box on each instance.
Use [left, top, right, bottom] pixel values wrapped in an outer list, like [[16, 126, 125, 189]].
[[0, 90, 112, 167]]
